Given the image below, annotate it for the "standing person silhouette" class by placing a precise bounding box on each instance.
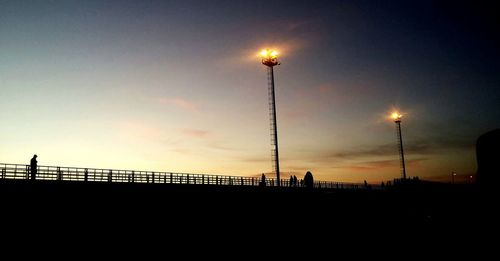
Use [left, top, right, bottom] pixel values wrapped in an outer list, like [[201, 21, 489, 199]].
[[260, 173, 266, 187], [30, 154, 38, 180], [304, 171, 314, 188]]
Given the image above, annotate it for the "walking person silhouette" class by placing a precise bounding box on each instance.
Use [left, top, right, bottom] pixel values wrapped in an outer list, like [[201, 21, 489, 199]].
[[30, 154, 38, 180]]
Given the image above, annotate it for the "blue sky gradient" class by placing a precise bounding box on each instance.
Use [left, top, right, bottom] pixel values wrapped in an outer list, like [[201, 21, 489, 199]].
[[1, 0, 499, 182]]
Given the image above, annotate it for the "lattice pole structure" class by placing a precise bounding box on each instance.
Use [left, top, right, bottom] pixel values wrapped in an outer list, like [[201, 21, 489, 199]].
[[394, 116, 407, 180], [260, 49, 281, 186]]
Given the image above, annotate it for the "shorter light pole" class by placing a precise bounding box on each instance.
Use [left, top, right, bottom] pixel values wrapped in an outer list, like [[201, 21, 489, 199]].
[[391, 112, 406, 180], [452, 171, 456, 184]]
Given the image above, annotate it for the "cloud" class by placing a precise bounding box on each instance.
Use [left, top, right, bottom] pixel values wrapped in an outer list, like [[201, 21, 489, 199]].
[[343, 159, 397, 171], [179, 129, 237, 149], [181, 129, 209, 138], [158, 98, 199, 113], [311, 134, 473, 163], [342, 158, 428, 172], [420, 135, 475, 151], [325, 144, 396, 159], [240, 156, 269, 163], [282, 81, 376, 121], [206, 142, 237, 151]]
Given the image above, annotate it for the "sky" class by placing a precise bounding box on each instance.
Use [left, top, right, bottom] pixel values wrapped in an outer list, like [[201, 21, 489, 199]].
[[1, 0, 499, 183]]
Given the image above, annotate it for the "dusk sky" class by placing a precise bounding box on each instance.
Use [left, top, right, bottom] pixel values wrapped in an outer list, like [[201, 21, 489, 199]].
[[1, 0, 499, 183]]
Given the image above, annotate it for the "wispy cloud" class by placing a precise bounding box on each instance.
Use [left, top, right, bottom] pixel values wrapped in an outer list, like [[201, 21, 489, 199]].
[[282, 81, 374, 121], [240, 156, 269, 163], [206, 142, 237, 151], [177, 129, 238, 152], [158, 98, 199, 113], [341, 158, 428, 172], [181, 129, 209, 138], [311, 135, 473, 163]]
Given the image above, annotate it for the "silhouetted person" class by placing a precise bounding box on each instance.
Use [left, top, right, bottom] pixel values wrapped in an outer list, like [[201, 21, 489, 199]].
[[476, 129, 500, 190], [293, 175, 297, 187], [304, 171, 314, 188], [30, 154, 38, 180], [260, 173, 266, 187]]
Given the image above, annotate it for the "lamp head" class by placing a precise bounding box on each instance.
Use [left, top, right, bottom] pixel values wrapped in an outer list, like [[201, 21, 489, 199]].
[[391, 112, 402, 122], [260, 49, 279, 67]]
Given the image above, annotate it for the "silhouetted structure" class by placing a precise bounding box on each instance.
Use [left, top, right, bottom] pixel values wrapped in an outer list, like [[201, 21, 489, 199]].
[[304, 171, 314, 188], [260, 173, 266, 187], [30, 154, 37, 180], [392, 113, 407, 179], [260, 49, 281, 186], [476, 129, 500, 189]]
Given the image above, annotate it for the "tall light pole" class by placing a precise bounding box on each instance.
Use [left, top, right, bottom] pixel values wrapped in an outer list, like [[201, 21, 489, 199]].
[[260, 49, 281, 186], [391, 112, 407, 180]]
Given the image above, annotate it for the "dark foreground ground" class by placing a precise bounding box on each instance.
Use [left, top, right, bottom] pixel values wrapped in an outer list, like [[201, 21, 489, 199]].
[[1, 179, 494, 245]]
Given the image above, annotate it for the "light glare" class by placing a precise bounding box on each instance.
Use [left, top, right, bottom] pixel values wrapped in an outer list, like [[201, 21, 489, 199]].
[[260, 49, 279, 59]]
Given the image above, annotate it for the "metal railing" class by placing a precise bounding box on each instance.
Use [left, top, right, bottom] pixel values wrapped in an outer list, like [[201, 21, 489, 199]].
[[0, 163, 364, 189]]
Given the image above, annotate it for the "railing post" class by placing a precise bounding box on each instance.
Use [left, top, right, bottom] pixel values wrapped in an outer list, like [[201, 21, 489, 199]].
[[1, 168, 5, 179], [26, 165, 30, 180], [57, 167, 62, 181], [170, 173, 173, 184], [132, 171, 135, 183], [241, 177, 243, 186], [187, 174, 189, 184], [202, 175, 205, 185], [252, 177, 254, 186], [152, 172, 155, 184], [216, 176, 218, 185], [163, 174, 166, 183], [108, 170, 112, 183], [84, 168, 88, 182]]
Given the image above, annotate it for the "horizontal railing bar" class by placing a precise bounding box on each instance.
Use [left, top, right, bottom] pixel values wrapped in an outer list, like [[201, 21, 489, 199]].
[[0, 162, 370, 189]]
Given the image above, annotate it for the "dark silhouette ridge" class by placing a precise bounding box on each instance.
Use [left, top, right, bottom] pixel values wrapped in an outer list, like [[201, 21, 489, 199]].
[[0, 162, 488, 235], [0, 178, 483, 232], [30, 154, 37, 180], [476, 129, 500, 190]]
